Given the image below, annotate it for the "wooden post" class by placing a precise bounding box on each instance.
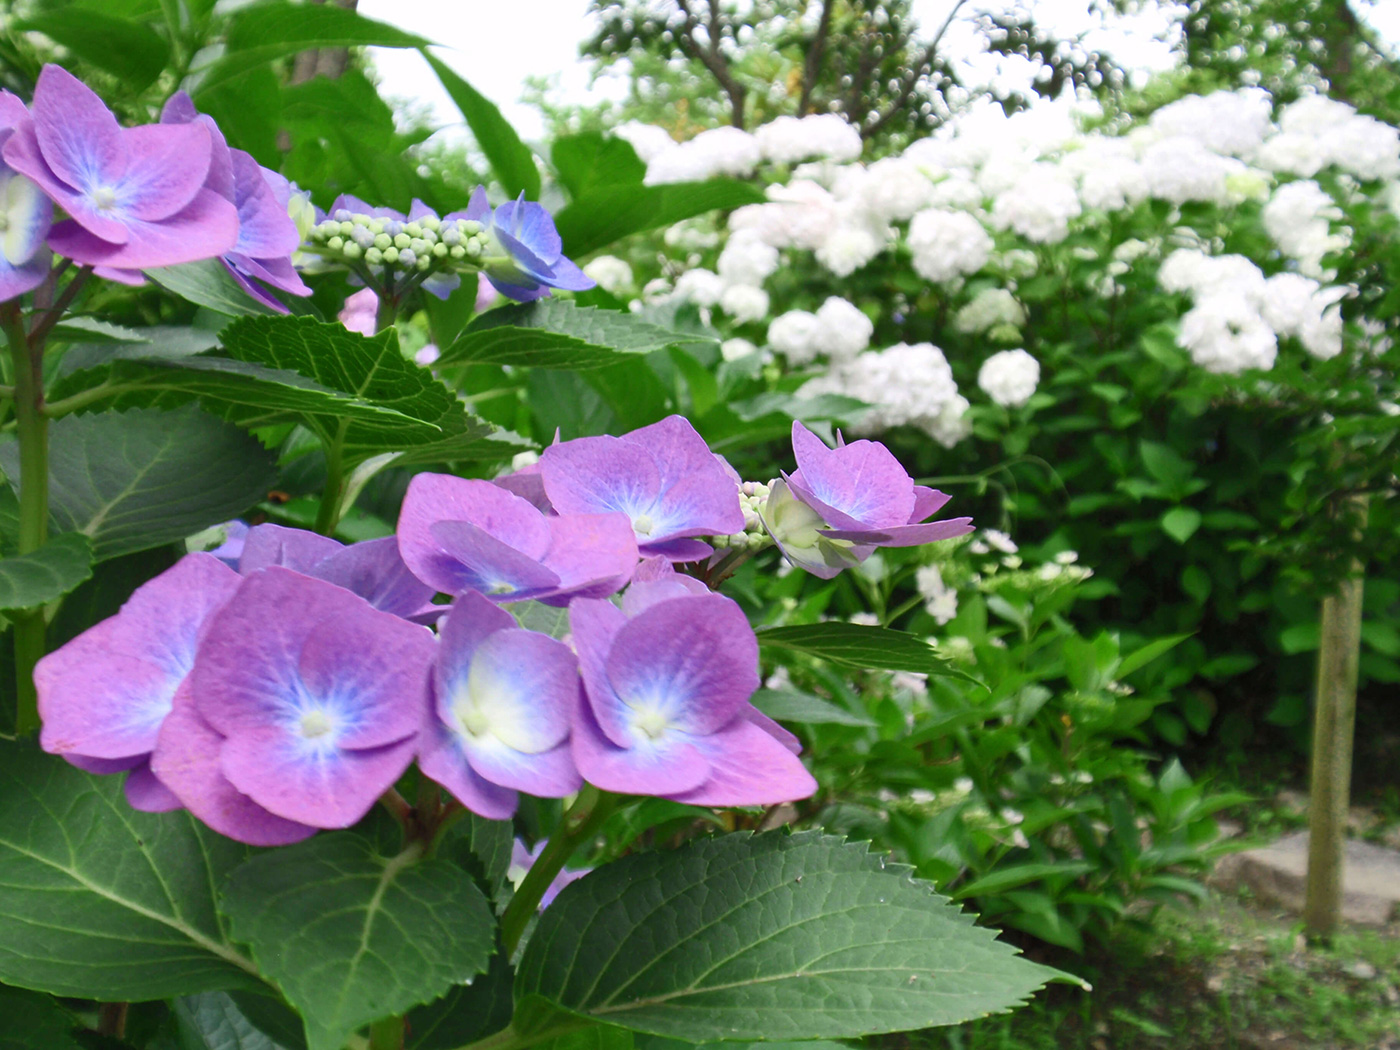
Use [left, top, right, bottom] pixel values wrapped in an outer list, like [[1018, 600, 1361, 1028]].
[[1303, 492, 1369, 941]]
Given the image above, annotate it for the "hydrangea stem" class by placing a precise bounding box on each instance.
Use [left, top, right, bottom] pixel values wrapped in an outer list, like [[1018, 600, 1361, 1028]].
[[498, 786, 617, 955], [313, 420, 349, 537], [3, 303, 49, 736]]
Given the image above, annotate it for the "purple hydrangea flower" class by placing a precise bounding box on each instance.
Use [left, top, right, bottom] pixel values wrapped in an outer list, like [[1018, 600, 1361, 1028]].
[[418, 591, 582, 819], [237, 523, 436, 621], [569, 584, 816, 805], [539, 416, 745, 562], [462, 186, 594, 302], [397, 473, 637, 606], [3, 65, 238, 269], [174, 567, 434, 829], [36, 553, 242, 812], [762, 422, 974, 578], [508, 838, 590, 908], [0, 92, 52, 301]]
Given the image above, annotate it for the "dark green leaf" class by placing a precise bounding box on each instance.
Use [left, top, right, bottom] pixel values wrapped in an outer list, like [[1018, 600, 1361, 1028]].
[[441, 300, 713, 371], [552, 133, 646, 199], [221, 833, 496, 1050], [953, 862, 1096, 900], [425, 52, 540, 200], [173, 993, 293, 1050], [0, 985, 84, 1050], [751, 688, 877, 728], [0, 406, 276, 562], [0, 740, 262, 999], [19, 11, 168, 90], [1116, 633, 1193, 678], [405, 948, 514, 1050], [514, 831, 1075, 1041], [0, 533, 94, 611], [554, 181, 766, 258], [757, 623, 979, 683], [439, 815, 515, 906], [57, 327, 220, 377], [147, 261, 279, 317], [227, 994, 306, 1050]]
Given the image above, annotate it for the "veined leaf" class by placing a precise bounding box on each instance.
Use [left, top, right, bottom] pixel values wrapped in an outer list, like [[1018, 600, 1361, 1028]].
[[18, 11, 168, 90], [0, 533, 94, 611], [147, 260, 278, 317], [424, 53, 540, 200], [757, 622, 980, 684]]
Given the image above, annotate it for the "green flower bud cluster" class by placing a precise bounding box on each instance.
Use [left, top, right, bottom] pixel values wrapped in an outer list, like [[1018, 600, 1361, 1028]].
[[711, 480, 774, 552], [301, 210, 492, 286]]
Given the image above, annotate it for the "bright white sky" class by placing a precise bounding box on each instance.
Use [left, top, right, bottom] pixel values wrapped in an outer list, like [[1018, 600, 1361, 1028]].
[[361, 0, 1400, 145]]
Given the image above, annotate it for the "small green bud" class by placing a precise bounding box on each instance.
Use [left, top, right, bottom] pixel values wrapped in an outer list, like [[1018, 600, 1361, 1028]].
[[342, 242, 363, 260], [327, 236, 344, 251], [393, 233, 411, 249], [364, 247, 383, 265], [421, 216, 441, 232], [465, 240, 482, 257], [374, 233, 392, 250], [338, 221, 355, 236], [368, 219, 385, 235], [449, 245, 466, 260], [382, 246, 400, 264], [432, 242, 449, 258]]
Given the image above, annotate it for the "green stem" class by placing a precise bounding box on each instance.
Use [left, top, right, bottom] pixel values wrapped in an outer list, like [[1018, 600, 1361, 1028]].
[[499, 786, 617, 955], [375, 293, 398, 334], [367, 1015, 405, 1050], [4, 305, 49, 736], [313, 420, 349, 536]]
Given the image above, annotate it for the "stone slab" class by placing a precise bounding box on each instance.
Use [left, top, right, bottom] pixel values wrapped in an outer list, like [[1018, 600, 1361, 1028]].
[[1213, 830, 1400, 926]]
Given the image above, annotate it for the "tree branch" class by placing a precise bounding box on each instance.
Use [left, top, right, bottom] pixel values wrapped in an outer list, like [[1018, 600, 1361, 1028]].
[[860, 0, 968, 140], [675, 0, 747, 128], [798, 0, 836, 115]]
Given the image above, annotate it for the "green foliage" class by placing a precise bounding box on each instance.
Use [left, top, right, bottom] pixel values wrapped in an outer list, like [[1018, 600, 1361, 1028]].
[[0, 741, 262, 1000], [220, 833, 496, 1050], [0, 985, 84, 1050], [0, 534, 93, 611], [425, 53, 540, 200], [171, 992, 293, 1050], [554, 180, 766, 259], [517, 831, 1073, 1041], [756, 621, 974, 681]]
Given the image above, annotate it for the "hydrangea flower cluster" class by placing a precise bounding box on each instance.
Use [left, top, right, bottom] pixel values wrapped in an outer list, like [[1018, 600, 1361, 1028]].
[[37, 414, 969, 842]]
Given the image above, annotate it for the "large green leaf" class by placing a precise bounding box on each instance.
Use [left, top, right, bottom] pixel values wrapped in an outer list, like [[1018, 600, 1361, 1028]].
[[0, 533, 94, 611], [18, 11, 169, 90], [216, 316, 507, 465], [440, 815, 515, 906], [0, 741, 262, 1000], [552, 133, 647, 200], [553, 181, 766, 259], [0, 985, 84, 1050], [0, 406, 276, 562], [146, 261, 278, 317], [405, 948, 514, 1050], [425, 52, 540, 200], [173, 993, 293, 1050], [439, 300, 713, 371], [515, 832, 1072, 1042], [221, 833, 496, 1050], [194, 3, 431, 97], [757, 622, 978, 683], [751, 687, 878, 728]]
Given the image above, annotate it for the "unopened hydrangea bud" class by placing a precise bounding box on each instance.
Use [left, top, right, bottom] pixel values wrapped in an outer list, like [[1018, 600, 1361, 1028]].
[[374, 233, 391, 250], [398, 249, 416, 268], [393, 233, 411, 249], [382, 246, 399, 264]]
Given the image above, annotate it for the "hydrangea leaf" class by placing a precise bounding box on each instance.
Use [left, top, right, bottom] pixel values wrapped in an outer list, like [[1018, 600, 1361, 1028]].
[[0, 740, 264, 1000], [405, 948, 514, 1050], [552, 133, 647, 199], [0, 406, 277, 561], [215, 316, 511, 466], [0, 533, 93, 611], [425, 53, 540, 201], [440, 300, 714, 371], [220, 832, 496, 1050], [439, 814, 516, 906], [17, 11, 169, 91], [515, 831, 1077, 1041], [0, 985, 85, 1050], [146, 260, 279, 317], [172, 993, 294, 1050], [757, 623, 980, 684], [553, 181, 766, 259]]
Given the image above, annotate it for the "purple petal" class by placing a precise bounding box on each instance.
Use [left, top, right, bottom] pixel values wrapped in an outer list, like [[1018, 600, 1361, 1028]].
[[650, 466, 745, 538], [239, 523, 343, 575], [789, 421, 914, 530], [537, 254, 595, 291], [125, 761, 184, 813], [435, 590, 518, 699], [639, 537, 714, 562], [439, 627, 577, 757], [230, 149, 300, 258], [602, 595, 758, 738], [150, 684, 316, 847], [0, 244, 50, 302], [571, 699, 710, 796], [818, 517, 975, 546], [620, 416, 717, 489], [418, 719, 518, 820], [66, 753, 145, 775], [463, 736, 581, 798], [29, 65, 126, 233], [158, 93, 233, 202], [0, 91, 29, 129], [116, 122, 210, 222], [539, 512, 637, 601], [1, 171, 53, 268], [37, 553, 241, 761], [620, 577, 709, 618], [464, 185, 491, 224], [495, 197, 562, 261], [3, 122, 127, 245], [540, 435, 662, 521], [492, 470, 552, 513], [309, 537, 436, 619], [224, 259, 293, 313], [567, 597, 630, 747], [746, 707, 803, 755], [668, 719, 817, 807], [911, 485, 952, 523], [46, 187, 239, 269], [428, 520, 562, 600], [222, 727, 418, 828]]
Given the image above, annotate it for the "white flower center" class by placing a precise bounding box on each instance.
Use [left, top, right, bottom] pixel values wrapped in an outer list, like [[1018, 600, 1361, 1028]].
[[90, 187, 119, 212], [299, 709, 336, 740], [631, 706, 671, 741], [632, 513, 654, 537]]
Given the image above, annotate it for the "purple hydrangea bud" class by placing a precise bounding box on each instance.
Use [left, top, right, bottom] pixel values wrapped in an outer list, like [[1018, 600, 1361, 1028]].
[[569, 586, 816, 805], [0, 91, 52, 301], [417, 591, 582, 819], [175, 568, 434, 829], [36, 553, 242, 811], [762, 422, 974, 578], [539, 415, 746, 563], [397, 473, 637, 606], [460, 186, 595, 302], [508, 838, 590, 908], [3, 65, 238, 269]]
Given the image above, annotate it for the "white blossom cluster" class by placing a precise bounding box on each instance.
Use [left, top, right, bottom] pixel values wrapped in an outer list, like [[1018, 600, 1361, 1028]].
[[766, 297, 873, 365], [977, 349, 1041, 408], [799, 342, 971, 447]]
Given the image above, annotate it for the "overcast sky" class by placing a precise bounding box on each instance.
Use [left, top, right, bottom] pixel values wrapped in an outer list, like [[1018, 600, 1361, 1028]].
[[359, 0, 1400, 144]]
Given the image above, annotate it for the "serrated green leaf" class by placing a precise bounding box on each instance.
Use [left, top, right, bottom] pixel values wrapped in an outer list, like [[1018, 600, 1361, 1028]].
[[0, 406, 276, 562], [405, 948, 514, 1050], [0, 740, 263, 999], [553, 181, 766, 258], [0, 533, 93, 611], [221, 833, 496, 1050], [425, 52, 539, 200], [515, 831, 1075, 1041], [147, 260, 279, 317], [173, 993, 293, 1050], [757, 623, 980, 684], [19, 11, 169, 90], [215, 316, 507, 466], [45, 317, 150, 346], [751, 688, 877, 728], [0, 985, 84, 1050], [440, 301, 713, 371], [440, 815, 515, 906]]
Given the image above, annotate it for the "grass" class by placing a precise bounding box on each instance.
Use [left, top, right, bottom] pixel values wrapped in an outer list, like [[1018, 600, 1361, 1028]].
[[901, 889, 1400, 1050]]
